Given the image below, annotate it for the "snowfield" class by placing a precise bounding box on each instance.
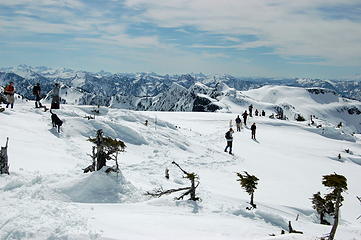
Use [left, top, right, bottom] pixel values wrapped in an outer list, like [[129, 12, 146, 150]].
[[0, 101, 361, 240]]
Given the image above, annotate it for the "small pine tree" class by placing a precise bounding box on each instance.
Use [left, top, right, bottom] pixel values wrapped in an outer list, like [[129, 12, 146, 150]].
[[321, 173, 348, 240], [311, 192, 334, 225], [83, 129, 126, 173], [236, 171, 259, 209]]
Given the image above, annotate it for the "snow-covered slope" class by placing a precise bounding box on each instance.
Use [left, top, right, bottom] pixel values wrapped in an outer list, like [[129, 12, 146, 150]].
[[241, 86, 361, 133], [0, 102, 360, 240]]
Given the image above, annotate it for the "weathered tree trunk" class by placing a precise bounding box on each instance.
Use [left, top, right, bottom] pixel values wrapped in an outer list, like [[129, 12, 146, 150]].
[[250, 192, 256, 208], [95, 130, 105, 171], [96, 151, 107, 170], [190, 177, 196, 201], [320, 212, 325, 224], [328, 192, 341, 240], [0, 138, 9, 175], [288, 221, 303, 234]]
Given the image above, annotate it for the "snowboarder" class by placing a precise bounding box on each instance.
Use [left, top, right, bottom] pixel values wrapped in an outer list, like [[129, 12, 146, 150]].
[[4, 82, 15, 109], [251, 123, 256, 140], [242, 110, 248, 126], [235, 115, 242, 132], [32, 83, 42, 108], [51, 83, 61, 109], [255, 109, 259, 116], [261, 110, 265, 116], [249, 105, 253, 117], [224, 128, 234, 154]]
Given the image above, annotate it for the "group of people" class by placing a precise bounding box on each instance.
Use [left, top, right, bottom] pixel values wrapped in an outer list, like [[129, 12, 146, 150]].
[[224, 110, 258, 155], [0, 82, 61, 110]]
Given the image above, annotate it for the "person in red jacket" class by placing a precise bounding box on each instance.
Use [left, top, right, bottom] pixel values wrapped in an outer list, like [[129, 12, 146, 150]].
[[4, 82, 15, 109]]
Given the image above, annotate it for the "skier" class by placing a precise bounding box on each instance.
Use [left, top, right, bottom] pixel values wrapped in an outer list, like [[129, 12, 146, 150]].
[[32, 83, 42, 108], [255, 109, 259, 116], [251, 123, 256, 140], [261, 110, 266, 117], [4, 82, 15, 109], [248, 104, 253, 117], [235, 115, 242, 132], [242, 110, 248, 126], [224, 128, 234, 154], [51, 83, 61, 109]]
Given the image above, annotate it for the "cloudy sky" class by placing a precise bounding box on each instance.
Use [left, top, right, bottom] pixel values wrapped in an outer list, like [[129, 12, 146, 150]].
[[0, 0, 360, 78]]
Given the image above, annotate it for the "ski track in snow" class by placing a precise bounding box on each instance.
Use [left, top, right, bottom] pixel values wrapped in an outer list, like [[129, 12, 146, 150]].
[[0, 102, 361, 240]]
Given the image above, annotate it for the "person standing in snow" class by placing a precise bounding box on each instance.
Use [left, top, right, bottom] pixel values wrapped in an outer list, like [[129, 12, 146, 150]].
[[235, 115, 242, 132], [251, 123, 256, 140], [51, 83, 61, 109], [255, 109, 259, 116], [224, 128, 234, 154], [242, 110, 248, 126], [32, 83, 42, 108], [4, 82, 15, 109], [261, 110, 265, 117], [249, 105, 253, 117]]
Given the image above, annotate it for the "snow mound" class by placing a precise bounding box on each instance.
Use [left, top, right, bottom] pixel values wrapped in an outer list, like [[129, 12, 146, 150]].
[[307, 126, 356, 142], [61, 169, 140, 203]]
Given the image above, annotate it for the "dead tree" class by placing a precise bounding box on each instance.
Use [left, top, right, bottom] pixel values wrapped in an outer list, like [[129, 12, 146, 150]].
[[145, 161, 200, 201], [83, 129, 126, 173], [165, 168, 169, 179], [356, 196, 361, 220], [236, 171, 259, 209], [0, 138, 9, 174], [288, 221, 303, 234]]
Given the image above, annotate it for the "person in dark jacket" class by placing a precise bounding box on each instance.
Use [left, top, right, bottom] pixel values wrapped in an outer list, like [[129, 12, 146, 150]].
[[235, 115, 242, 132], [248, 104, 253, 117], [242, 110, 248, 126], [224, 128, 234, 154], [32, 83, 42, 108], [255, 109, 259, 116], [251, 123, 256, 140]]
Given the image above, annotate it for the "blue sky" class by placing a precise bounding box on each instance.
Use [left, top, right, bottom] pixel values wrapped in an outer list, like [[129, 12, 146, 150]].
[[0, 0, 360, 78]]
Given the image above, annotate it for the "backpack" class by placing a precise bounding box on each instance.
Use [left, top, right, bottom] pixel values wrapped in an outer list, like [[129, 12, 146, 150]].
[[225, 131, 230, 139], [4, 85, 14, 94]]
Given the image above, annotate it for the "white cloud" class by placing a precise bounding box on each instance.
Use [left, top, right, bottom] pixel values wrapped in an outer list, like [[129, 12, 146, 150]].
[[123, 0, 361, 66]]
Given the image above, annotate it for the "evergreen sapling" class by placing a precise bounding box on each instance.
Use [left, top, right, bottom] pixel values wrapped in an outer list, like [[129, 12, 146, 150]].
[[236, 171, 259, 209]]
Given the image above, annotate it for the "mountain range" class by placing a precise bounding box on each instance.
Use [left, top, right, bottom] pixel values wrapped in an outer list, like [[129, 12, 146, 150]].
[[1, 65, 361, 131]]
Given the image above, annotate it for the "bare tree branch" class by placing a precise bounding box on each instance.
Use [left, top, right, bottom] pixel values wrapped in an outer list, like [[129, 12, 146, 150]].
[[145, 187, 191, 198]]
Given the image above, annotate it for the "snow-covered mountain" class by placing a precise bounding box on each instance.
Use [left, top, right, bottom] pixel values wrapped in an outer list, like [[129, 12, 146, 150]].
[[1, 65, 361, 103], [0, 101, 361, 239], [1, 65, 361, 133]]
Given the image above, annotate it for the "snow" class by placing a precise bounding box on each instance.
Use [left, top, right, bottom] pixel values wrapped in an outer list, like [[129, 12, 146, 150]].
[[0, 100, 361, 240]]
